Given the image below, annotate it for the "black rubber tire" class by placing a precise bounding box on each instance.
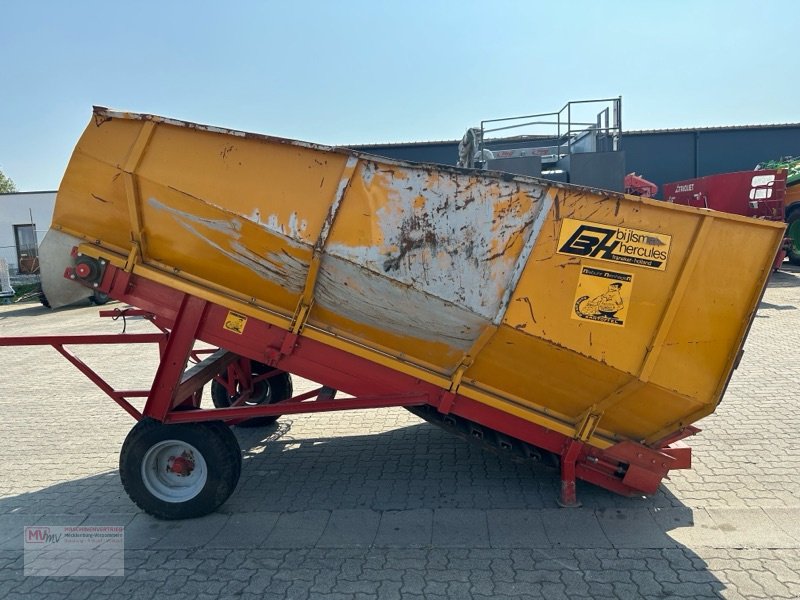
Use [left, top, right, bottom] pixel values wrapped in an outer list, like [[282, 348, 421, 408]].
[[786, 209, 800, 266], [91, 291, 110, 305], [119, 418, 241, 520], [38, 290, 50, 309], [211, 362, 292, 427]]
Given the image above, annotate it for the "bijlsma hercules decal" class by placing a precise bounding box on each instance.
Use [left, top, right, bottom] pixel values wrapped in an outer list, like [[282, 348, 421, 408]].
[[557, 218, 672, 271]]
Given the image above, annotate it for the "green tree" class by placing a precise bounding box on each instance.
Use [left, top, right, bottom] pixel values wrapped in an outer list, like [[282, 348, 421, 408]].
[[0, 169, 17, 193]]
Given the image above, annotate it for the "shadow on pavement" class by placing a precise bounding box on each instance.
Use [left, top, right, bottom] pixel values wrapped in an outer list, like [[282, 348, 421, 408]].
[[0, 418, 726, 597], [0, 303, 53, 319], [231, 420, 678, 512], [769, 266, 800, 289], [0, 301, 105, 320]]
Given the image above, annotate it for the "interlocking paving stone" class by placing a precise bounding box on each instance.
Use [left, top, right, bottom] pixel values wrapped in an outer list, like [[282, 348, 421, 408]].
[[0, 515, 41, 551]]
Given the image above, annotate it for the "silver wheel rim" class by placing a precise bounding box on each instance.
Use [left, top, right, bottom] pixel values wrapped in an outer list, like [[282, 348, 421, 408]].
[[141, 440, 208, 503], [238, 380, 271, 406]]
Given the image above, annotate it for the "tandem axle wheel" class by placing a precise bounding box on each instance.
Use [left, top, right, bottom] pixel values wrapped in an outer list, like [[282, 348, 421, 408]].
[[119, 418, 242, 520]]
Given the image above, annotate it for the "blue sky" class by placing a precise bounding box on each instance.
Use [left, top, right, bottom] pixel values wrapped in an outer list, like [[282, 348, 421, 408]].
[[1, 0, 797, 190]]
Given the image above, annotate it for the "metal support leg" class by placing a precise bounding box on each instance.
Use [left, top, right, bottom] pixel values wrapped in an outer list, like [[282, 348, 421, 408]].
[[558, 439, 583, 508], [143, 295, 207, 421]]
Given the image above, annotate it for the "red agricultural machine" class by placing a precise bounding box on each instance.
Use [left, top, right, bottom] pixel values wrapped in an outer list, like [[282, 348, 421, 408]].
[[664, 165, 799, 268]]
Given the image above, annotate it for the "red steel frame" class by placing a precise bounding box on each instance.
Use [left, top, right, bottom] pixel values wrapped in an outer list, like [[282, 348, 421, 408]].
[[0, 260, 696, 506]]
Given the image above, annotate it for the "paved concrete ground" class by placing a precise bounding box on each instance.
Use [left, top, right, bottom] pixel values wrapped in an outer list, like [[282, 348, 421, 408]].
[[1, 264, 799, 599]]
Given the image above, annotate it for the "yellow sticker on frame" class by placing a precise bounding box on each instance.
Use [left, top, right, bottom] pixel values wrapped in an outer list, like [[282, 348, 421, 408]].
[[224, 311, 248, 334], [572, 266, 634, 327]]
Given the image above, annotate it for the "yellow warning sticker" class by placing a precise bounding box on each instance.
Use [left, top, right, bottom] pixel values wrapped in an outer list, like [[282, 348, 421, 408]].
[[557, 218, 672, 271], [224, 311, 248, 335], [571, 266, 634, 327]]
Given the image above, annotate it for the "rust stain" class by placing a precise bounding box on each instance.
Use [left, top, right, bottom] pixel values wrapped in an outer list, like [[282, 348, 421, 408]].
[[383, 221, 437, 272], [483, 216, 535, 261], [584, 207, 600, 220], [515, 296, 537, 324], [555, 258, 581, 269], [93, 110, 112, 127]]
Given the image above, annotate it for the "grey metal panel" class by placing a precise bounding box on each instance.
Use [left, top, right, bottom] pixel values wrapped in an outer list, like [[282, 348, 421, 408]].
[[485, 156, 542, 177], [623, 132, 696, 191], [351, 143, 458, 166], [486, 138, 560, 152], [624, 127, 800, 192], [569, 151, 626, 192], [698, 128, 800, 175]]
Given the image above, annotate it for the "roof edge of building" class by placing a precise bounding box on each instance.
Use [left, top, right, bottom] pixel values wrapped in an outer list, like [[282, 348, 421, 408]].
[[0, 190, 57, 196], [347, 122, 800, 148]]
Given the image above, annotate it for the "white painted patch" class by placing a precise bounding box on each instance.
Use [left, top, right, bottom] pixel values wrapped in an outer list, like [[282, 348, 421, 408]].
[[326, 162, 551, 320], [148, 197, 309, 293], [266, 214, 281, 232], [258, 211, 308, 238], [316, 255, 488, 352]]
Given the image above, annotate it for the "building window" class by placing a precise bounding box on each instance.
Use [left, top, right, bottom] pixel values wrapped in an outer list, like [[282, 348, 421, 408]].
[[13, 223, 39, 274]]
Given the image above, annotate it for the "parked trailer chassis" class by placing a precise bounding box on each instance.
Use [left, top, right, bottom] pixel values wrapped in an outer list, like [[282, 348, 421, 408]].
[[1, 260, 695, 518]]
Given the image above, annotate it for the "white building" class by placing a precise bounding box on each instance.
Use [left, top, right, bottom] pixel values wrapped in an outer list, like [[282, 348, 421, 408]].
[[0, 191, 56, 273]]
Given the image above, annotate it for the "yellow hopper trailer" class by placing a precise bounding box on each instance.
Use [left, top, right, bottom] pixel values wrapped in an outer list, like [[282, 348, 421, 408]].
[[7, 108, 785, 518]]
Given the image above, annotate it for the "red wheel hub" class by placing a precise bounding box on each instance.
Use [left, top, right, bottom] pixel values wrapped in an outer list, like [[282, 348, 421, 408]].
[[75, 263, 92, 278], [167, 453, 194, 476]]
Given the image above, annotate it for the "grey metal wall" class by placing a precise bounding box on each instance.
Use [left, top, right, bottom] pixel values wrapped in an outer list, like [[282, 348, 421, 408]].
[[623, 126, 800, 189], [350, 124, 800, 196], [350, 142, 457, 165]]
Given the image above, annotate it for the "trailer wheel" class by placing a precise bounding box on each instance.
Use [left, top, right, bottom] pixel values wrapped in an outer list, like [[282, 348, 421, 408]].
[[211, 362, 292, 427], [38, 290, 51, 308], [787, 210, 800, 266], [91, 291, 110, 305], [119, 418, 241, 520]]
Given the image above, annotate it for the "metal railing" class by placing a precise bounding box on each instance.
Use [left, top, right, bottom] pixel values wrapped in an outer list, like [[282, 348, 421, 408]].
[[477, 97, 622, 163]]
